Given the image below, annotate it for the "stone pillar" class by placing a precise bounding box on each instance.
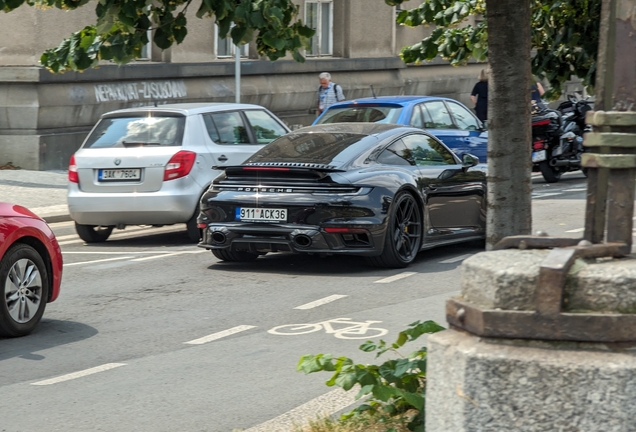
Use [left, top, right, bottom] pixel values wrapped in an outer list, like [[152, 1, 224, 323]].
[[426, 250, 636, 431]]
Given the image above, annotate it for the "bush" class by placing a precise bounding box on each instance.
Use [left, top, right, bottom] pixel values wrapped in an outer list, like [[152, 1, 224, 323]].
[[296, 320, 445, 432]]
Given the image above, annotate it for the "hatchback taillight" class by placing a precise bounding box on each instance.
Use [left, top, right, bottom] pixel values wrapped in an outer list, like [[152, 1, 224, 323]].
[[164, 151, 197, 181], [68, 154, 79, 183]]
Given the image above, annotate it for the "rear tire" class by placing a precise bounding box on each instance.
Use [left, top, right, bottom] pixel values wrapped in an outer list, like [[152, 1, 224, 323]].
[[539, 161, 562, 183], [0, 244, 49, 338], [212, 249, 259, 262], [365, 192, 423, 269], [75, 223, 113, 243]]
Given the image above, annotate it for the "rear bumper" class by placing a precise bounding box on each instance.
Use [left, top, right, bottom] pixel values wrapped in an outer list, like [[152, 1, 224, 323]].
[[197, 222, 384, 256], [68, 184, 201, 226]]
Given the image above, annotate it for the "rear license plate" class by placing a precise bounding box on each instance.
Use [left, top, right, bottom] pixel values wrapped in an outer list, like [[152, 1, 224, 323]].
[[98, 169, 141, 181], [532, 150, 547, 163], [236, 207, 287, 223]]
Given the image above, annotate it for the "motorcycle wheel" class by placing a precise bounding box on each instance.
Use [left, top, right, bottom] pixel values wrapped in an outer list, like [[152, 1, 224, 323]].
[[539, 161, 562, 183]]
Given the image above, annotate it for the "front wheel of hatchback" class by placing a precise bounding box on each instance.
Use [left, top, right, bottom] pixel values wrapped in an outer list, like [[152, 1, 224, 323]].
[[0, 244, 49, 338], [75, 223, 114, 243], [365, 191, 423, 269], [212, 249, 259, 262]]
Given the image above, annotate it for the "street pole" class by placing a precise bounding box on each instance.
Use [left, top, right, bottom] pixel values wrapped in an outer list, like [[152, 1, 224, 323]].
[[235, 44, 241, 104]]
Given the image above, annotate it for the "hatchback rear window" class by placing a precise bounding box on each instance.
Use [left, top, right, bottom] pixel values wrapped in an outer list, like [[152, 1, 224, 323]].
[[83, 115, 185, 148], [245, 132, 367, 166], [317, 106, 403, 124]]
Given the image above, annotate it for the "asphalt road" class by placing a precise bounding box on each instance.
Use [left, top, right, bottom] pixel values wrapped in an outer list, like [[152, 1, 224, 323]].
[[0, 172, 590, 432]]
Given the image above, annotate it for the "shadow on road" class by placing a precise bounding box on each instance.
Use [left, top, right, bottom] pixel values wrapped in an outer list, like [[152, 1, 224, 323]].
[[206, 241, 486, 276], [0, 319, 98, 361]]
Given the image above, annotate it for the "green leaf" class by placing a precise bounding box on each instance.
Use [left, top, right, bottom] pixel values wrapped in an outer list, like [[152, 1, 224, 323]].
[[401, 391, 424, 411], [372, 384, 396, 402]]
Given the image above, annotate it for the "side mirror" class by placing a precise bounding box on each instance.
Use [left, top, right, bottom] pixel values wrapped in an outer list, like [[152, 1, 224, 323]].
[[462, 153, 479, 168]]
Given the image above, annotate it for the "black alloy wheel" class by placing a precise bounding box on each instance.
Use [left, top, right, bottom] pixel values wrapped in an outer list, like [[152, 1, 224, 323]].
[[366, 192, 423, 268], [0, 244, 49, 337], [75, 223, 114, 243], [538, 161, 562, 183], [212, 249, 259, 262]]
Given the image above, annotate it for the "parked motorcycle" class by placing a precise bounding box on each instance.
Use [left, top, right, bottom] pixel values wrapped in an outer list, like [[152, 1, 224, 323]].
[[531, 94, 592, 183]]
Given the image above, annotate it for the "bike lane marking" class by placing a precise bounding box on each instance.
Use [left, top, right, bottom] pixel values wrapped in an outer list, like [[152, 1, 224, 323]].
[[31, 363, 126, 386], [374, 272, 417, 284], [184, 325, 257, 345], [294, 294, 348, 310]]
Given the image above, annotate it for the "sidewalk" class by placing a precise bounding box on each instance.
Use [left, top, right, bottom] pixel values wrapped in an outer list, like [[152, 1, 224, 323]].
[[0, 169, 70, 223]]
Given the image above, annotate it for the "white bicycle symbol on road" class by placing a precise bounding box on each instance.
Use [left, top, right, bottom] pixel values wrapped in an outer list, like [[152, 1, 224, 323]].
[[268, 318, 388, 339]]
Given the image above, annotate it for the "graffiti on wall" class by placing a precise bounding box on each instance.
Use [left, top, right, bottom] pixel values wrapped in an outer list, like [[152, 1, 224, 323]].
[[94, 80, 187, 103]]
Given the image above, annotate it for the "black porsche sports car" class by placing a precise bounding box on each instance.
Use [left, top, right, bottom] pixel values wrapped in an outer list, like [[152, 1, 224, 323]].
[[197, 123, 487, 268]]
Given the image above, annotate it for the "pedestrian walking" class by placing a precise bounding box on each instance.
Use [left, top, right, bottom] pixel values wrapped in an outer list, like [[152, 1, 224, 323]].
[[470, 68, 489, 125], [317, 72, 345, 116]]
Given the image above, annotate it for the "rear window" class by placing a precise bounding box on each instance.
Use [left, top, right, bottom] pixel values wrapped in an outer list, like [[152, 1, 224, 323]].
[[83, 115, 186, 148], [245, 132, 368, 166], [317, 106, 403, 124]]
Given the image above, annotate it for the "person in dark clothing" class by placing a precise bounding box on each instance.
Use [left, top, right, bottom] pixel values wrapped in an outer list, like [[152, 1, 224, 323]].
[[531, 81, 546, 104], [470, 68, 489, 124]]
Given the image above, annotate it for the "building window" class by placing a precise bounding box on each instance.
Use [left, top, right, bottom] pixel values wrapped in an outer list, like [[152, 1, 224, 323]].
[[216, 25, 249, 58], [305, 1, 332, 56]]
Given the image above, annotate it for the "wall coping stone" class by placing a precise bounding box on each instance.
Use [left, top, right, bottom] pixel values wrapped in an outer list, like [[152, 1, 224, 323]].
[[461, 249, 636, 313]]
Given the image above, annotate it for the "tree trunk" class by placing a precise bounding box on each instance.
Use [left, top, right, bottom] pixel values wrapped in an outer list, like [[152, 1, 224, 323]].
[[485, 0, 533, 249]]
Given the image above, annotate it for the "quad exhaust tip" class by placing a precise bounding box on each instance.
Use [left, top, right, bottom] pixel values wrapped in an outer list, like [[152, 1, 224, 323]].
[[292, 234, 312, 248], [211, 232, 227, 245]]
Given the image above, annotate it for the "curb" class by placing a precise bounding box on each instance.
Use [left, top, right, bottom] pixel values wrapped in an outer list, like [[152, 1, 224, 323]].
[[43, 214, 73, 224]]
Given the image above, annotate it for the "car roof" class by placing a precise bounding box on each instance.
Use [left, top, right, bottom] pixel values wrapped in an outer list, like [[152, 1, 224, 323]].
[[101, 103, 272, 117], [295, 122, 416, 136], [328, 95, 454, 107]]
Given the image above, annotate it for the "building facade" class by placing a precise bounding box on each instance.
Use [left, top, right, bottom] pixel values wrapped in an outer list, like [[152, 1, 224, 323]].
[[0, 0, 489, 170]]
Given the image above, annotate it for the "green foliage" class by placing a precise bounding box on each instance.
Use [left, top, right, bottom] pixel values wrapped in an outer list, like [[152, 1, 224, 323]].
[[1, 0, 314, 72], [297, 320, 445, 432], [385, 0, 601, 99]]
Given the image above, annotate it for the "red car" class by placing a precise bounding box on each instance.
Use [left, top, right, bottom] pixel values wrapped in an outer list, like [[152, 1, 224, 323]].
[[0, 203, 63, 337]]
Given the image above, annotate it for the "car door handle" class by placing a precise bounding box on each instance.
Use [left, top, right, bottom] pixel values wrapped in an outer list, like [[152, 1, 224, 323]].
[[217, 155, 228, 162]]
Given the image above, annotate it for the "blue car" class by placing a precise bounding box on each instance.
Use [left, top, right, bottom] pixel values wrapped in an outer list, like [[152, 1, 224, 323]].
[[313, 96, 488, 162]]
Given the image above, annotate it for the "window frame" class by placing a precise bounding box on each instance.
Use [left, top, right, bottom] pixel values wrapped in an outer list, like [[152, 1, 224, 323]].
[[215, 24, 249, 59], [305, 0, 333, 57]]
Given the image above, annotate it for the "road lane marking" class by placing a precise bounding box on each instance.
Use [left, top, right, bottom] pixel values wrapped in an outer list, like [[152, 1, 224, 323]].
[[438, 253, 473, 264], [566, 228, 585, 233], [294, 295, 348, 310], [131, 250, 206, 262], [244, 387, 358, 432], [563, 188, 587, 192], [31, 363, 126, 386], [374, 272, 417, 284], [184, 325, 256, 345], [64, 256, 134, 267], [532, 193, 563, 198], [63, 249, 196, 255]]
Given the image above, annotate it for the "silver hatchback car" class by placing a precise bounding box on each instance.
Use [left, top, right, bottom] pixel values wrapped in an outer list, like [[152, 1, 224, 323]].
[[68, 103, 291, 242]]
